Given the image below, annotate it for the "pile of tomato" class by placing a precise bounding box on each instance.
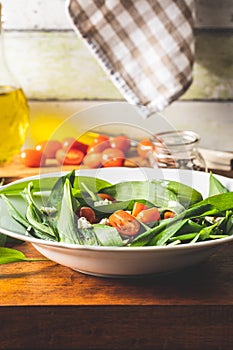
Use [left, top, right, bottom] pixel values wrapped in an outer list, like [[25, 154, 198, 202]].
[[20, 134, 154, 168]]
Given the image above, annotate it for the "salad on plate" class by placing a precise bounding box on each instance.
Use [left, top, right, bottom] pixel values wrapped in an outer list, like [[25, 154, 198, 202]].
[[1, 169, 233, 248]]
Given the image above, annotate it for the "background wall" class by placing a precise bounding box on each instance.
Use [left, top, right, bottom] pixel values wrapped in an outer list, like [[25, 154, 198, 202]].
[[1, 0, 233, 152]]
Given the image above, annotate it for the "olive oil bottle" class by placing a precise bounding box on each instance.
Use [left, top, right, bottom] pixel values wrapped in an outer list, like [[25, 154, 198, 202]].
[[0, 3, 29, 165]]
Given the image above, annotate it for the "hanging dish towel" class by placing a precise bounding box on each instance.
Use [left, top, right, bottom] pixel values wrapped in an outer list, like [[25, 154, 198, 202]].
[[66, 0, 195, 118]]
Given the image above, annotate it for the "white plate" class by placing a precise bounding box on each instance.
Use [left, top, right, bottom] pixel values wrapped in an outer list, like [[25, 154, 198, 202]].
[[0, 168, 233, 277]]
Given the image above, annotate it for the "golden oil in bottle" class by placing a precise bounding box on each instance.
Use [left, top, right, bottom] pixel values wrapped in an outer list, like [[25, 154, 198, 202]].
[[0, 85, 30, 164], [0, 4, 30, 165]]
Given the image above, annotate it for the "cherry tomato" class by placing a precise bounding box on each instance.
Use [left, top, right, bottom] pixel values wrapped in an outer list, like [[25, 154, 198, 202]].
[[137, 139, 154, 158], [56, 149, 84, 165], [78, 207, 96, 224], [101, 148, 125, 167], [163, 210, 176, 219], [93, 134, 109, 145], [82, 152, 102, 168], [131, 202, 149, 217], [109, 210, 140, 237], [62, 137, 88, 154], [97, 193, 115, 201], [20, 149, 46, 168], [110, 135, 131, 152], [136, 207, 160, 224], [35, 140, 62, 158], [87, 139, 110, 154]]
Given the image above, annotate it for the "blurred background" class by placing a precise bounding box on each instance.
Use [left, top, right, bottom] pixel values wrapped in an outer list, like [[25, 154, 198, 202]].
[[1, 0, 233, 151]]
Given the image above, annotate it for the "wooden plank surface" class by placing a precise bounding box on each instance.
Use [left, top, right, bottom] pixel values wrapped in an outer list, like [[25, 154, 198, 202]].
[[0, 241, 233, 349]]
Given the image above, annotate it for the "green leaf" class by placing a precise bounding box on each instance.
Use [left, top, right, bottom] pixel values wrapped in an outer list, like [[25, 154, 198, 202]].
[[0, 247, 28, 264], [73, 176, 112, 195], [0, 247, 48, 264], [1, 194, 29, 228], [191, 192, 233, 215], [92, 224, 124, 246], [149, 219, 188, 246], [77, 227, 99, 245], [0, 176, 61, 196], [25, 204, 57, 241], [199, 223, 218, 241], [169, 232, 199, 242], [209, 172, 229, 196], [47, 170, 75, 209], [57, 179, 81, 244], [164, 180, 203, 207], [100, 179, 202, 209]]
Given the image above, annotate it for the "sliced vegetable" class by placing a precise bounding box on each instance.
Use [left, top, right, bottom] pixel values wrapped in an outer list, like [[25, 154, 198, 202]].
[[35, 140, 62, 158], [20, 149, 45, 167], [82, 152, 102, 168], [136, 207, 160, 224], [109, 135, 131, 152], [56, 149, 84, 165], [62, 137, 88, 154], [78, 207, 96, 224], [109, 210, 140, 237], [101, 148, 125, 167], [132, 202, 149, 217]]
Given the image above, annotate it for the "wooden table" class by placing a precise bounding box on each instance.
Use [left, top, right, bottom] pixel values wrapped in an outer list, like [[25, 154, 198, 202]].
[[1, 166, 233, 350]]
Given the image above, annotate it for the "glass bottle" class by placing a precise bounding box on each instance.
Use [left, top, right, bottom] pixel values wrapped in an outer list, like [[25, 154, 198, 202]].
[[148, 130, 207, 172], [0, 3, 30, 165]]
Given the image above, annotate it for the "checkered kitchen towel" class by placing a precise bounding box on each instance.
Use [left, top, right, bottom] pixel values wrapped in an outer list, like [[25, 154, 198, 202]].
[[67, 0, 195, 118]]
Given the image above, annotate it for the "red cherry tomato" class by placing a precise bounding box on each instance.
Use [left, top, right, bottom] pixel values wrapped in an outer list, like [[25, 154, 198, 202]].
[[163, 210, 176, 219], [78, 207, 96, 224], [82, 152, 102, 168], [62, 137, 88, 154], [35, 140, 62, 158], [87, 139, 110, 154], [56, 149, 84, 165], [110, 135, 131, 152], [93, 134, 109, 145], [136, 207, 160, 224], [131, 202, 149, 217], [109, 210, 140, 237], [97, 193, 115, 201], [101, 148, 125, 167], [20, 149, 46, 168], [137, 139, 154, 158]]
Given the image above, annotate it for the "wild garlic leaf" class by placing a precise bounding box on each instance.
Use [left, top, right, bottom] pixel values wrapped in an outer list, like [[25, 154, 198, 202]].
[[57, 179, 81, 244], [1, 194, 28, 228], [47, 169, 75, 209], [0, 247, 48, 264], [0, 247, 28, 264], [92, 224, 124, 246], [0, 176, 61, 196], [100, 179, 202, 209], [77, 227, 99, 246], [26, 204, 57, 241], [209, 172, 229, 196]]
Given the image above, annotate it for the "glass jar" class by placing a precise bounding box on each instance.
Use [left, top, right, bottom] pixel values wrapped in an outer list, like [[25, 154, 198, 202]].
[[0, 3, 30, 165], [148, 130, 207, 171]]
